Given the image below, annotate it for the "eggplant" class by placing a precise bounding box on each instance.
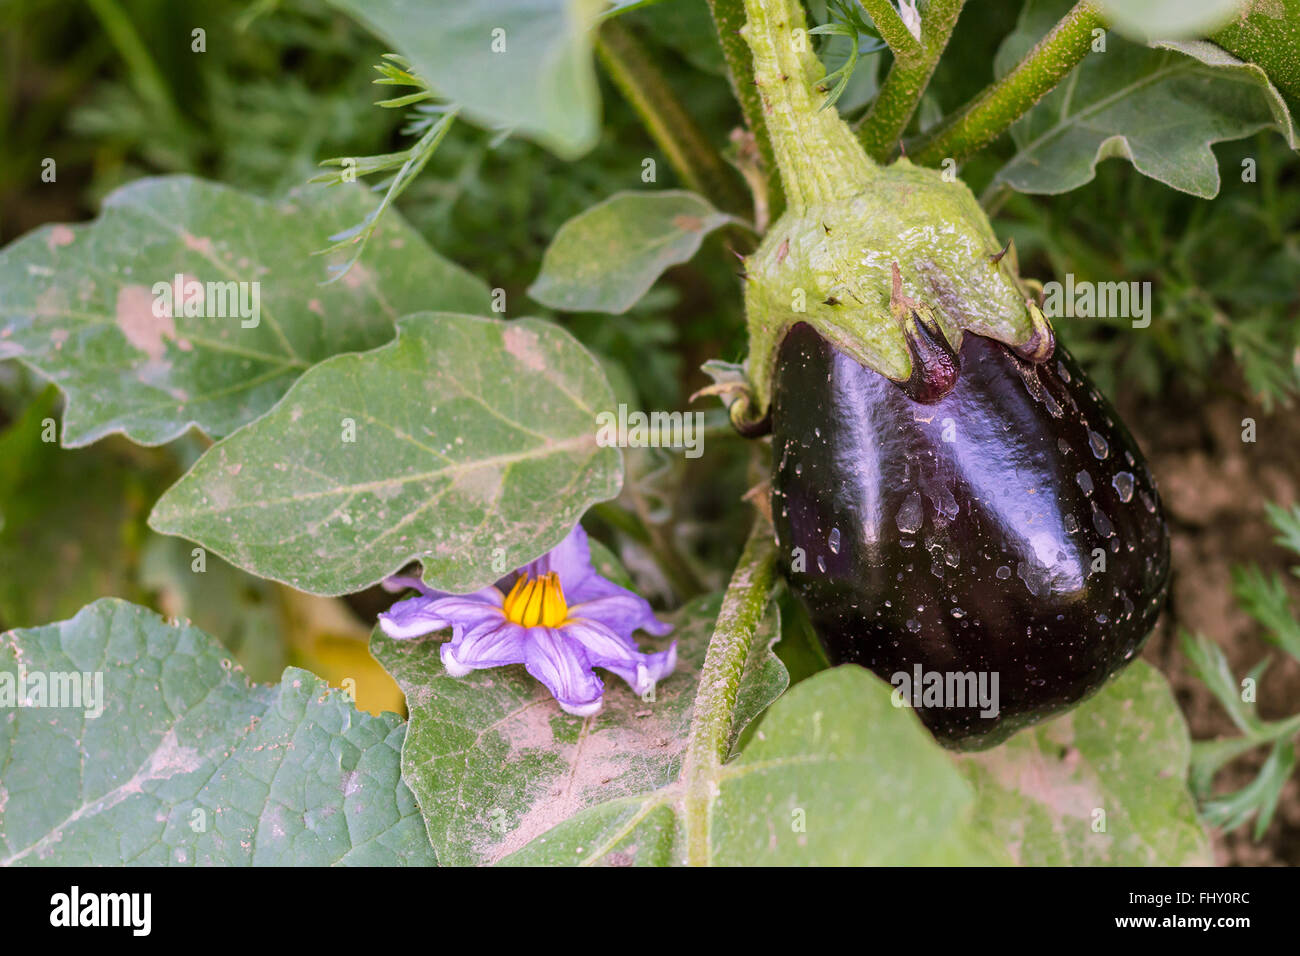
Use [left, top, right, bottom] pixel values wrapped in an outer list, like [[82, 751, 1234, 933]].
[[771, 321, 1170, 749]]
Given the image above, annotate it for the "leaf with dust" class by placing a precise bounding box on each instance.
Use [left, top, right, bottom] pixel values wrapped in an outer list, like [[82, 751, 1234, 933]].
[[0, 175, 490, 447], [369, 592, 732, 865], [372, 588, 792, 866], [528, 191, 739, 314], [994, 0, 1298, 198], [326, 0, 601, 159], [0, 599, 435, 866], [149, 312, 622, 596], [959, 661, 1212, 865], [500, 665, 1004, 866]]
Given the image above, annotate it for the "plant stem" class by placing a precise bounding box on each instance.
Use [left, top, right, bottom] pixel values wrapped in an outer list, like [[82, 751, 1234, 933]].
[[854, 0, 965, 162], [682, 515, 777, 866], [740, 0, 878, 211], [859, 0, 923, 61], [708, 0, 787, 220], [595, 19, 752, 217], [909, 1, 1106, 167]]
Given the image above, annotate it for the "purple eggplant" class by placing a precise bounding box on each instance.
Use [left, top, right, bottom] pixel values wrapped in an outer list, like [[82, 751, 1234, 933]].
[[771, 321, 1170, 749]]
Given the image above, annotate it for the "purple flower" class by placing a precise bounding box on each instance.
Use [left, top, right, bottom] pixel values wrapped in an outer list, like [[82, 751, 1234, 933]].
[[379, 525, 675, 716]]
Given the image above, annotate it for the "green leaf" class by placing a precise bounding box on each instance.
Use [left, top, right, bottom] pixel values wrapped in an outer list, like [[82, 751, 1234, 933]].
[[325, 0, 602, 158], [501, 665, 1004, 865], [150, 312, 622, 596], [1096, 0, 1245, 40], [0, 176, 490, 447], [0, 387, 172, 628], [528, 191, 738, 314], [995, 3, 1298, 198], [1230, 564, 1300, 661], [960, 662, 1212, 865], [0, 599, 435, 866], [370, 593, 728, 866], [1201, 739, 1296, 839], [1212, 0, 1300, 109], [1265, 501, 1300, 562], [1180, 630, 1263, 734]]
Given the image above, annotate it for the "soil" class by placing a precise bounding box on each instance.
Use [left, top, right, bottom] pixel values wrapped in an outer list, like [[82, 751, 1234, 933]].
[[1124, 370, 1300, 866]]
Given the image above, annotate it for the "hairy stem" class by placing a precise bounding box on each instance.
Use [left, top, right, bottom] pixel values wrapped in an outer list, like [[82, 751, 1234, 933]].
[[740, 0, 878, 211], [682, 515, 777, 866], [859, 0, 923, 61], [909, 1, 1106, 166], [854, 0, 965, 162], [708, 0, 787, 220], [596, 19, 752, 217]]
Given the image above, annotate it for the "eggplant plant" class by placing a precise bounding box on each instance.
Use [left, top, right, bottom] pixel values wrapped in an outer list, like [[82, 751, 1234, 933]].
[[0, 0, 1298, 869]]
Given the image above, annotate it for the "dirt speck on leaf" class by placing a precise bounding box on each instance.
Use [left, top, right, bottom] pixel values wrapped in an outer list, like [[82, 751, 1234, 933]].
[[504, 325, 546, 372], [115, 284, 175, 361], [46, 225, 75, 251]]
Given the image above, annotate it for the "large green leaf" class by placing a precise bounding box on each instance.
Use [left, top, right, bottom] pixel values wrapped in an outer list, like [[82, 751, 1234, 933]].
[[0, 599, 435, 866], [501, 665, 1004, 865], [370, 593, 751, 865], [1212, 0, 1300, 108], [960, 662, 1212, 865], [528, 191, 738, 314], [150, 312, 622, 596], [995, 1, 1298, 197], [0, 387, 173, 628], [0, 175, 490, 447], [327, 0, 602, 158]]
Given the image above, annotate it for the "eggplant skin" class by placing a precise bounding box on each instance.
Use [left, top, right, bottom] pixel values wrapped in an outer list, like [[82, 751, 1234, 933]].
[[771, 322, 1171, 750]]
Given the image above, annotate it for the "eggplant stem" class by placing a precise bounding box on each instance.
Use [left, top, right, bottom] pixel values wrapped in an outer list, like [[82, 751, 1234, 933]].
[[681, 516, 778, 865]]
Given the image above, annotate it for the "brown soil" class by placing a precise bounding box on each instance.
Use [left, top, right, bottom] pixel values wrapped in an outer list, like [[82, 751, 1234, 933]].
[[1124, 376, 1300, 866]]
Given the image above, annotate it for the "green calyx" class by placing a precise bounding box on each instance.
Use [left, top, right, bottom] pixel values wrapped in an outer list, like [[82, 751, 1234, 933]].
[[739, 0, 1045, 414]]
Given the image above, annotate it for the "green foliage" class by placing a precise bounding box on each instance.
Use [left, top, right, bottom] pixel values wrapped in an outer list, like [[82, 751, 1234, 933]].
[[529, 191, 741, 313], [1183, 503, 1300, 841], [996, 132, 1300, 408], [994, 0, 1298, 199], [808, 1, 887, 111], [3, 0, 1298, 867], [324, 0, 603, 158], [0, 599, 435, 865], [311, 56, 459, 280], [0, 176, 489, 446], [150, 313, 623, 596]]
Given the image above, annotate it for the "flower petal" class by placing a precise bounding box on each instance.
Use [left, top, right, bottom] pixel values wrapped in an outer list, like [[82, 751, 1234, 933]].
[[523, 627, 605, 717], [561, 620, 677, 698], [442, 620, 528, 676], [513, 524, 672, 640], [569, 593, 672, 639], [378, 591, 504, 640]]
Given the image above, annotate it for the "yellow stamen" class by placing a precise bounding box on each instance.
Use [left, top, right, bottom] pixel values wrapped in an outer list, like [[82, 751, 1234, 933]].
[[503, 571, 569, 628]]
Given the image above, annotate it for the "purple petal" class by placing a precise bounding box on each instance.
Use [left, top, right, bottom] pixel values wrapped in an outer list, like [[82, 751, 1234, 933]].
[[514, 524, 671, 640], [378, 590, 504, 640], [569, 593, 672, 639], [524, 628, 605, 717], [561, 620, 678, 698], [380, 573, 435, 596], [442, 620, 528, 676]]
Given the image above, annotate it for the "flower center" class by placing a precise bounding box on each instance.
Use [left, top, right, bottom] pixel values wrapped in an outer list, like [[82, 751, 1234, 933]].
[[502, 572, 569, 628]]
